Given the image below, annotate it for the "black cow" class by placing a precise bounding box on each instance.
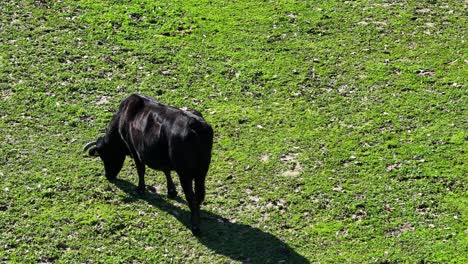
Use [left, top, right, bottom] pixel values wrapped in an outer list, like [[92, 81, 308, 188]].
[[83, 94, 213, 235]]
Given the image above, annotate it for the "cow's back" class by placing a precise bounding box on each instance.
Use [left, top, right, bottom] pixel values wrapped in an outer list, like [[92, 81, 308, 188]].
[[117, 94, 212, 175]]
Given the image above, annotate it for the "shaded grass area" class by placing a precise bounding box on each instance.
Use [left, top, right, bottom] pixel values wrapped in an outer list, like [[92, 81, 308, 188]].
[[113, 179, 308, 263], [1, 0, 467, 262]]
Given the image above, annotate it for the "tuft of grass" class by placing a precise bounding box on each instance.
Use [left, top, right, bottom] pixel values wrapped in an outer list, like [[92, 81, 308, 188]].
[[1, 0, 466, 262]]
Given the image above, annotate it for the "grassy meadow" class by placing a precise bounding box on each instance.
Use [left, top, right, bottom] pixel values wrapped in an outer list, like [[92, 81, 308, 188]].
[[0, 0, 466, 262]]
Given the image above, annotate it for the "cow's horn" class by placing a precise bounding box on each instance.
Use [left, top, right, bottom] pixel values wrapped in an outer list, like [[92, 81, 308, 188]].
[[83, 141, 97, 152]]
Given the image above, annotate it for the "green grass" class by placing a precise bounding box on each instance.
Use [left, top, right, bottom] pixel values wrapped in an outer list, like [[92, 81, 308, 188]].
[[1, 0, 467, 262]]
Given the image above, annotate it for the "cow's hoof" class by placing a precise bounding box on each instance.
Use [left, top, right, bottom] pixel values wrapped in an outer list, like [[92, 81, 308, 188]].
[[105, 175, 117, 181], [191, 226, 201, 236], [135, 187, 145, 195], [107, 178, 117, 183], [168, 189, 178, 199], [147, 186, 157, 193]]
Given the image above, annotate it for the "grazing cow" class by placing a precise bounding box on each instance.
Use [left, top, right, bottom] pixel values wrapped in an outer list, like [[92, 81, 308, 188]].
[[83, 94, 213, 235]]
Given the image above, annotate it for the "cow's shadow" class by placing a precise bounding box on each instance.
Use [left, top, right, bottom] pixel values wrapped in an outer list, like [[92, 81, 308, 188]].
[[113, 179, 309, 263]]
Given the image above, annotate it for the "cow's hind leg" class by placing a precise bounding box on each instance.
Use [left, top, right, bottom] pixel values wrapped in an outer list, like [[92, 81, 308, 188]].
[[164, 170, 177, 198], [194, 175, 206, 206], [135, 160, 146, 195], [179, 176, 200, 235], [193, 172, 206, 233]]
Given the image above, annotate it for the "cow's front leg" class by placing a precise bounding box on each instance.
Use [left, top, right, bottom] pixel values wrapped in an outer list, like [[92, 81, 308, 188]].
[[135, 161, 146, 195], [164, 170, 177, 198]]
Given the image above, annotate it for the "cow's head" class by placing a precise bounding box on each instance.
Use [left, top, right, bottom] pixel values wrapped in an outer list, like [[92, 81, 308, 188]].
[[83, 136, 126, 180]]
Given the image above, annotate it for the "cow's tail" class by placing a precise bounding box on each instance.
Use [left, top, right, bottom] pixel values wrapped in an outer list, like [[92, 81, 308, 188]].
[[192, 122, 213, 205]]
